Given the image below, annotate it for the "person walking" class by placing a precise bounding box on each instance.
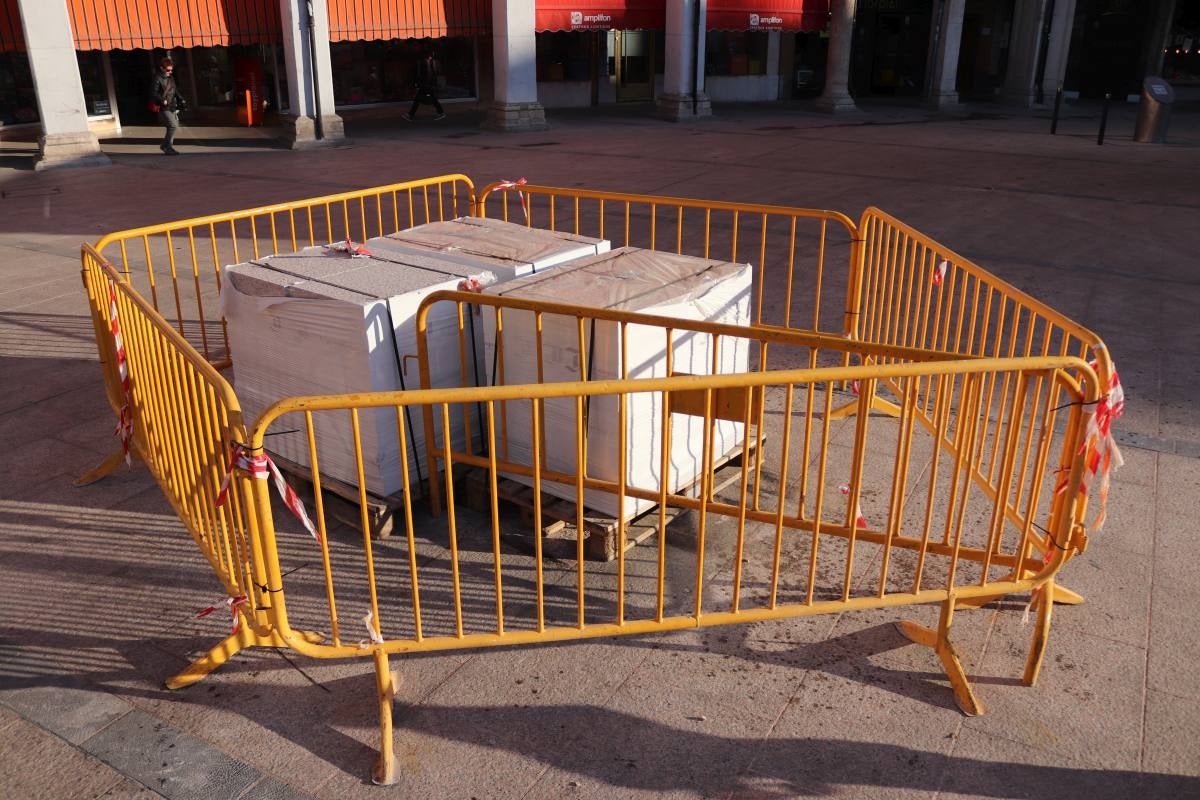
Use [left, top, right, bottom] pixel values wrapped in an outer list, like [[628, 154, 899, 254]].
[[149, 56, 185, 155], [402, 51, 445, 121]]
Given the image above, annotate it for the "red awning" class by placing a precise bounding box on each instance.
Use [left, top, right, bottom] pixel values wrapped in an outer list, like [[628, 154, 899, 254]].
[[706, 0, 829, 32], [327, 0, 491, 41], [535, 0, 666, 32], [1, 0, 24, 52], [67, 0, 280, 50]]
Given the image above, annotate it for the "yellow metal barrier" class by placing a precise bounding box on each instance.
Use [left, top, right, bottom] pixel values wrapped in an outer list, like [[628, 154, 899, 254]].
[[80, 174, 476, 483], [245, 353, 1094, 784], [475, 181, 861, 336], [77, 178, 1116, 784]]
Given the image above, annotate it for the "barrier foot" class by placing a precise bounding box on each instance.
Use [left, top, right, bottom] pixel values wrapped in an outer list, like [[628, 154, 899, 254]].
[[165, 625, 323, 690], [828, 394, 901, 421], [1050, 584, 1084, 605], [75, 451, 130, 486], [896, 598, 985, 716], [371, 649, 398, 786], [1023, 580, 1054, 687]]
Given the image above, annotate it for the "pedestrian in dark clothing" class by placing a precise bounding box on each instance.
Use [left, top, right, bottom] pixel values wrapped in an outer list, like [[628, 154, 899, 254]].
[[402, 52, 445, 121], [150, 57, 184, 155]]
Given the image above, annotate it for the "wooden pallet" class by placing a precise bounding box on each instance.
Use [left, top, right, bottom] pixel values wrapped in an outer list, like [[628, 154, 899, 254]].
[[271, 454, 412, 539], [463, 442, 757, 562]]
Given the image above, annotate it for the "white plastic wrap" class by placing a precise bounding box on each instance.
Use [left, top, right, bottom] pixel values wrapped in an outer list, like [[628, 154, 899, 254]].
[[481, 247, 753, 518]]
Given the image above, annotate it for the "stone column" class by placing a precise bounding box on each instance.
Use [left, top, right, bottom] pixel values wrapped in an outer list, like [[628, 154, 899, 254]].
[[657, 0, 711, 120], [486, 0, 547, 131], [816, 0, 858, 113], [1142, 0, 1177, 78], [1038, 0, 1077, 103], [16, 0, 109, 169], [926, 0, 967, 111], [278, 0, 344, 147], [1003, 0, 1076, 107]]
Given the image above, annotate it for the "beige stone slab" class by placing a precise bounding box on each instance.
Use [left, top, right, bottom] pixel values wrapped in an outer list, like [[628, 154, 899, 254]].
[[962, 614, 1146, 770], [1147, 571, 1200, 700], [939, 726, 1182, 799], [0, 716, 126, 800], [1143, 689, 1200, 777]]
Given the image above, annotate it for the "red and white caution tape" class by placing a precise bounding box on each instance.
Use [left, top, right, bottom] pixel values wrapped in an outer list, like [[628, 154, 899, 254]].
[[1054, 360, 1125, 533], [850, 380, 860, 396], [496, 178, 529, 224], [932, 260, 948, 286], [197, 594, 249, 635], [327, 237, 373, 258], [457, 277, 484, 293], [839, 485, 869, 529], [108, 281, 134, 465], [216, 444, 320, 543], [358, 609, 385, 650]]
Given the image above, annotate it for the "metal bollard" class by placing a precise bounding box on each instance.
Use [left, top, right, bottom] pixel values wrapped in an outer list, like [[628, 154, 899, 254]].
[[1050, 85, 1063, 135], [1097, 92, 1111, 146]]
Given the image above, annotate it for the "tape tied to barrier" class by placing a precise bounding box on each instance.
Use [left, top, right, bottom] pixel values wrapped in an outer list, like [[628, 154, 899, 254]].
[[839, 484, 869, 529], [932, 259, 949, 286], [197, 593, 249, 635], [1054, 360, 1125, 533], [496, 177, 530, 224], [107, 280, 134, 465], [216, 444, 320, 543], [359, 609, 385, 650]]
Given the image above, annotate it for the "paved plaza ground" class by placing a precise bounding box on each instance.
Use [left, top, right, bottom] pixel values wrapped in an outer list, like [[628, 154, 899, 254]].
[[2, 97, 1199, 799]]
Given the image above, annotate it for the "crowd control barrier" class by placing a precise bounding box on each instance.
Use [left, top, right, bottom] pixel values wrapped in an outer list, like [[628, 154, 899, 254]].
[[79, 177, 1118, 785]]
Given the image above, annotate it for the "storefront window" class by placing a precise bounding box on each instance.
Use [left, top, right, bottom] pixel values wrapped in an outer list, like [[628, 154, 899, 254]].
[[330, 38, 477, 105], [0, 51, 38, 125], [1163, 4, 1199, 86], [77, 51, 111, 116], [706, 32, 769, 77], [537, 32, 594, 81]]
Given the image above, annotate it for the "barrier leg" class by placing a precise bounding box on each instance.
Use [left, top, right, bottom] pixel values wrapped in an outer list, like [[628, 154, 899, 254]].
[[1023, 579, 1054, 687], [828, 394, 902, 421], [166, 624, 324, 689], [371, 650, 397, 786], [75, 450, 133, 486], [896, 597, 985, 716], [956, 580, 1082, 610]]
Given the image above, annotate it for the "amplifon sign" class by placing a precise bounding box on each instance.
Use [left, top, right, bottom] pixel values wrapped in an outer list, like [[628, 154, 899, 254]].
[[570, 10, 614, 28], [749, 12, 785, 29]]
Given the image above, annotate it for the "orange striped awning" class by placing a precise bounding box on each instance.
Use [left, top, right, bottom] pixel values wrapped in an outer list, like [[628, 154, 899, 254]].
[[535, 0, 665, 32], [1, 0, 24, 52], [67, 0, 281, 50], [327, 0, 492, 41], [706, 0, 829, 32]]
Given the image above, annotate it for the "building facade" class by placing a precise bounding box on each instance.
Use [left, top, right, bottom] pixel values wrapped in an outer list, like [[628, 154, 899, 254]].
[[0, 0, 1188, 167]]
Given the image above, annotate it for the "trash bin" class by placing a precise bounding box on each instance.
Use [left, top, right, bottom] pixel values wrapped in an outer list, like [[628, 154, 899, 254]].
[[1134, 77, 1174, 143]]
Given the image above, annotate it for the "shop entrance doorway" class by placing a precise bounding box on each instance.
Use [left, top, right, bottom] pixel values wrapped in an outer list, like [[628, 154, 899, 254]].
[[614, 29, 654, 101]]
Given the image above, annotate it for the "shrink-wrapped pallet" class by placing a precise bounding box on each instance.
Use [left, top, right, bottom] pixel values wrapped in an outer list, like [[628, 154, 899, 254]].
[[220, 221, 608, 497], [384, 216, 609, 278], [481, 247, 753, 518]]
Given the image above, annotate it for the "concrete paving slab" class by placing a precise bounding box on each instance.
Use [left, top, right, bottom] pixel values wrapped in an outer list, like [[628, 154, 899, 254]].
[[1142, 689, 1200, 777], [962, 616, 1146, 770], [0, 680, 132, 745], [0, 714, 131, 800], [83, 708, 262, 800]]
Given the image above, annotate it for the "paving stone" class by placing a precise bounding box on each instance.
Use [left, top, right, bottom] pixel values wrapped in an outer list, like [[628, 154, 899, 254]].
[[939, 726, 1194, 800], [0, 681, 132, 745], [82, 708, 261, 800], [0, 715, 128, 800], [1142, 689, 1200, 777]]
